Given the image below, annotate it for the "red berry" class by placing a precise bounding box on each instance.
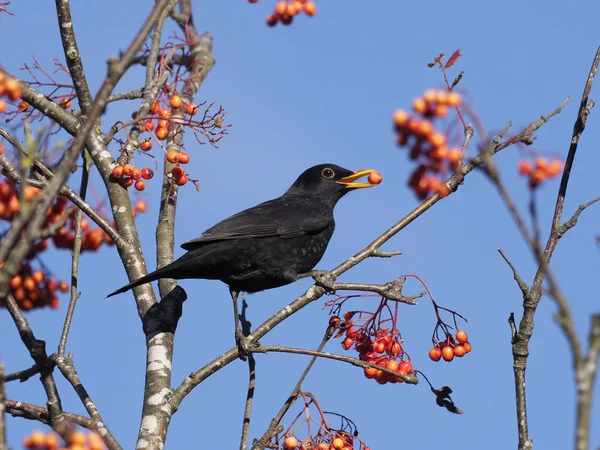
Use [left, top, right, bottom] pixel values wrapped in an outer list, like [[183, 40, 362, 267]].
[[178, 152, 190, 164], [135, 180, 146, 191], [429, 347, 442, 362], [112, 165, 124, 179], [455, 330, 468, 344], [367, 171, 382, 185], [141, 168, 154, 180]]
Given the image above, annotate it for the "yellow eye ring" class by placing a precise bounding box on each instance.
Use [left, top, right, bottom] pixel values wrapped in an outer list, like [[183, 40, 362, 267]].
[[321, 168, 335, 179]]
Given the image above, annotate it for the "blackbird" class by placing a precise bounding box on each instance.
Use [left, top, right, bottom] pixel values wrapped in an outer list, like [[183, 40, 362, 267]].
[[107, 164, 378, 298]]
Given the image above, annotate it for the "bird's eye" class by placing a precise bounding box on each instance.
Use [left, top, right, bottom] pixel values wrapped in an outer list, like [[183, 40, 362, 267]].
[[321, 168, 335, 179]]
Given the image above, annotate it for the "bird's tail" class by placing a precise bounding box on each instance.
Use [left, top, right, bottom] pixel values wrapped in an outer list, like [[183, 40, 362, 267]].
[[106, 262, 180, 298]]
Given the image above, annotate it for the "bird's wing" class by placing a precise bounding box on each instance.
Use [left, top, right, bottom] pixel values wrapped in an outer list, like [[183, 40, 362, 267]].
[[180, 198, 332, 250]]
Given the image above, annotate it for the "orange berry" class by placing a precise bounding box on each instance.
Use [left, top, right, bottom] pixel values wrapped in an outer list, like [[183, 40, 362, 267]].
[[429, 132, 447, 148], [123, 164, 134, 176], [275, 1, 287, 15], [18, 100, 29, 111], [286, 1, 302, 15], [140, 139, 152, 151], [112, 165, 124, 179], [135, 200, 148, 212], [442, 346, 455, 362], [423, 89, 437, 103], [135, 180, 146, 191], [303, 1, 316, 15], [60, 97, 72, 109], [59, 281, 69, 292], [435, 90, 449, 105], [412, 97, 427, 114], [534, 157, 549, 171], [30, 431, 45, 446], [453, 345, 466, 357], [9, 275, 22, 289], [185, 103, 198, 115], [141, 168, 154, 180], [5, 78, 21, 100], [178, 152, 190, 164], [171, 166, 185, 179], [45, 433, 59, 448], [266, 13, 279, 26], [280, 14, 293, 25], [0, 99, 6, 113], [317, 444, 328, 450], [447, 92, 461, 106], [332, 437, 345, 450], [158, 119, 170, 129], [517, 159, 533, 175], [166, 151, 179, 163], [23, 186, 41, 202], [150, 101, 160, 114], [120, 177, 134, 188], [341, 337, 353, 350], [546, 159, 563, 177], [385, 359, 399, 372], [69, 431, 87, 445], [175, 174, 188, 186], [429, 146, 448, 160], [156, 127, 168, 140], [529, 169, 546, 187], [169, 95, 182, 109], [433, 104, 448, 117], [463, 341, 472, 353], [417, 120, 434, 137], [364, 366, 378, 379], [455, 330, 468, 344], [23, 277, 36, 291], [49, 297, 60, 309], [32, 271, 44, 284], [143, 119, 155, 132], [283, 436, 298, 450], [367, 171, 382, 185], [447, 148, 462, 165], [88, 433, 104, 450], [160, 108, 171, 118], [375, 369, 389, 384], [393, 109, 409, 128], [429, 347, 442, 362]]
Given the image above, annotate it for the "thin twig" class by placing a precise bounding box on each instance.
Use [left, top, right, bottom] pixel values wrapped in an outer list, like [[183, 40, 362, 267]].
[[252, 327, 334, 450], [52, 355, 121, 450], [0, 358, 7, 450], [58, 153, 90, 356], [239, 355, 256, 450]]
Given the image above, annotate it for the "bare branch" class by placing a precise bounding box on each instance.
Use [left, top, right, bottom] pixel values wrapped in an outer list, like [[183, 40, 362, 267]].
[[497, 248, 529, 298], [52, 355, 121, 450], [240, 355, 256, 450], [0, 358, 6, 450]]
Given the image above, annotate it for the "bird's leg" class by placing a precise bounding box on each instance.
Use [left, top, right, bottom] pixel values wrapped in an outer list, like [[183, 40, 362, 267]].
[[230, 288, 250, 360], [298, 270, 336, 293]]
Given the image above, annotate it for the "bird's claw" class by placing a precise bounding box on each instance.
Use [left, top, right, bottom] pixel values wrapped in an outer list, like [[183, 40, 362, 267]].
[[235, 329, 251, 361], [311, 271, 336, 293]]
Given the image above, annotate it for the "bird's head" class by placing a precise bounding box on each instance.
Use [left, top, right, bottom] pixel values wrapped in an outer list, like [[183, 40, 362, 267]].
[[285, 164, 380, 205]]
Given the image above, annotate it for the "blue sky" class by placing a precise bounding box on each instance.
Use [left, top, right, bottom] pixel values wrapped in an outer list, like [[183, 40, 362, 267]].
[[1, 1, 599, 449]]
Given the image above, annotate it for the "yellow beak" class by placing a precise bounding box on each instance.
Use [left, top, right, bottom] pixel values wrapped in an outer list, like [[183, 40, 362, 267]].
[[336, 169, 378, 189]]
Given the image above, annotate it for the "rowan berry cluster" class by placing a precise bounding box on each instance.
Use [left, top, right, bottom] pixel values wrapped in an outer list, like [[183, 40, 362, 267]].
[[110, 164, 154, 191], [249, 0, 316, 27], [0, 178, 147, 310], [517, 156, 563, 188], [394, 89, 463, 199], [282, 431, 369, 450], [23, 430, 105, 450], [428, 330, 472, 362], [331, 309, 414, 385]]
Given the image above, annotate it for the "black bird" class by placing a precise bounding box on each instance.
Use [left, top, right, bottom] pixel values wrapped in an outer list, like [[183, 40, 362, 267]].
[[107, 164, 379, 298]]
